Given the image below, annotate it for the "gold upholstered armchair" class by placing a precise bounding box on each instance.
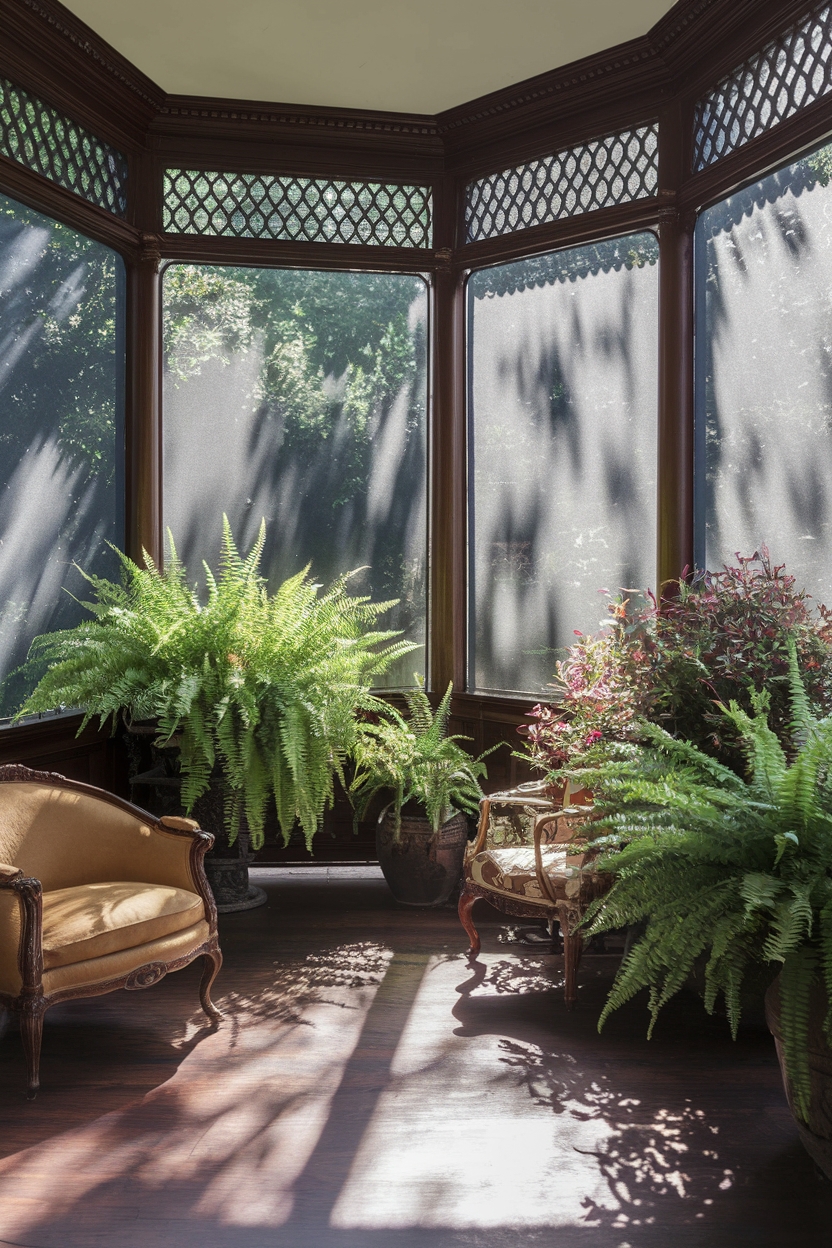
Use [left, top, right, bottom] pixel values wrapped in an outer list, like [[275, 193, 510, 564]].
[[0, 764, 222, 1097], [458, 780, 610, 1007]]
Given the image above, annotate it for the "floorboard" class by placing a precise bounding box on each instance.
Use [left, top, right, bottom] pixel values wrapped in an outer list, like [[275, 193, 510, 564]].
[[0, 868, 829, 1247]]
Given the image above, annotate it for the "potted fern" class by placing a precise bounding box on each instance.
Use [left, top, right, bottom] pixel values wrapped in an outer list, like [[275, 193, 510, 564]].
[[17, 518, 416, 908], [565, 645, 832, 1177], [350, 681, 495, 906]]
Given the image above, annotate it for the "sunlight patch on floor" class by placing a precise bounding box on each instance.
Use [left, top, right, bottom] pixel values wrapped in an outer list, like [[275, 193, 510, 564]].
[[330, 952, 620, 1229], [329, 952, 731, 1231], [0, 943, 393, 1240]]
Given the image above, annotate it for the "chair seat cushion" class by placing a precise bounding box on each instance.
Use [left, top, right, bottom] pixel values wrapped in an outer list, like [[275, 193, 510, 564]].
[[41, 882, 205, 970], [467, 845, 591, 906]]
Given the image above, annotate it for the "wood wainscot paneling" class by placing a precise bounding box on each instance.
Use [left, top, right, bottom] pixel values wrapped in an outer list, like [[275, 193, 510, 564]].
[[0, 713, 127, 794]]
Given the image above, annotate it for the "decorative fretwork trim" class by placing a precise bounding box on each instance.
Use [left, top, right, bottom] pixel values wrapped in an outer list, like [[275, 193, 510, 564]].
[[163, 169, 432, 247], [0, 77, 128, 215], [464, 125, 659, 244], [694, 3, 832, 171]]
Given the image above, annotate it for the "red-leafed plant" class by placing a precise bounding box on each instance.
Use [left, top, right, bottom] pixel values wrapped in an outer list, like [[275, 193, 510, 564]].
[[520, 551, 832, 776]]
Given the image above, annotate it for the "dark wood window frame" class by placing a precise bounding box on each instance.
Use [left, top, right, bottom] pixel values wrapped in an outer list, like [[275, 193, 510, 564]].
[[1, 0, 831, 796]]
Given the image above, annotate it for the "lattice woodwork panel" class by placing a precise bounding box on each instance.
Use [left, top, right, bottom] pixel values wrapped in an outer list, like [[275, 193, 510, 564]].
[[0, 78, 128, 216], [465, 125, 659, 244], [163, 170, 432, 248], [694, 5, 832, 172]]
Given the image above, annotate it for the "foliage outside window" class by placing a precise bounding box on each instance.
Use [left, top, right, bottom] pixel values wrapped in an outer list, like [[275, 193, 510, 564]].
[[0, 193, 124, 718], [467, 233, 659, 697], [696, 137, 832, 606], [162, 265, 428, 688]]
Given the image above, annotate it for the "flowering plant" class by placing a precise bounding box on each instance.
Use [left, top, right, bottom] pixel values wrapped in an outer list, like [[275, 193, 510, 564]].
[[520, 551, 832, 776]]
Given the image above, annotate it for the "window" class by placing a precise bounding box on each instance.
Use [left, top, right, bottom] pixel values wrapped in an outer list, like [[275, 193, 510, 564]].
[[465, 126, 658, 244], [162, 265, 428, 687], [163, 171, 432, 248], [695, 138, 832, 602], [467, 234, 659, 696], [0, 78, 128, 215], [0, 193, 125, 717], [693, 4, 832, 172]]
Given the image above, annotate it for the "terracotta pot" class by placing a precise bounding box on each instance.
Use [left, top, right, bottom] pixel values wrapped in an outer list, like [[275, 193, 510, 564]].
[[376, 804, 469, 907], [765, 976, 832, 1178]]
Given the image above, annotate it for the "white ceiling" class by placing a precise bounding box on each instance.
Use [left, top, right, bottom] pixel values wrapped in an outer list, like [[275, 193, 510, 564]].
[[62, 0, 679, 116]]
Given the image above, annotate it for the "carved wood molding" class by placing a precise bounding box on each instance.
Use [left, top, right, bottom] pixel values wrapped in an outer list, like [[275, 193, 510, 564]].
[[125, 962, 167, 990], [0, 934, 219, 1014], [0, 762, 69, 785], [14, 0, 160, 109], [2, 0, 821, 176], [158, 98, 440, 138]]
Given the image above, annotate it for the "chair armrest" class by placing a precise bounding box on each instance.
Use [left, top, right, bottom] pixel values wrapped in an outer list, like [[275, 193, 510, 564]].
[[471, 785, 561, 856], [0, 872, 42, 1001], [471, 798, 492, 856], [160, 816, 200, 833]]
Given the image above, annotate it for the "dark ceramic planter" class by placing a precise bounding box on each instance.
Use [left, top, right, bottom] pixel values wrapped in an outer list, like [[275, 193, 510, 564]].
[[766, 976, 832, 1179], [191, 772, 267, 914], [203, 851, 266, 913], [376, 804, 469, 907]]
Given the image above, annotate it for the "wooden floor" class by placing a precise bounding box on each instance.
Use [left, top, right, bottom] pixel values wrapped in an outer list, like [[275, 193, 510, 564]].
[[1, 868, 830, 1247]]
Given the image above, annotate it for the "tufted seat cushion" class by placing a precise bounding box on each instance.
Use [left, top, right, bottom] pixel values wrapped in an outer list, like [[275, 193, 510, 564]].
[[41, 882, 205, 970], [467, 845, 592, 905]]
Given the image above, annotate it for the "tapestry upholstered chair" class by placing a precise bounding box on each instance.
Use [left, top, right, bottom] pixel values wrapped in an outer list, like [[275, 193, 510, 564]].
[[457, 780, 610, 1007], [0, 763, 222, 1097]]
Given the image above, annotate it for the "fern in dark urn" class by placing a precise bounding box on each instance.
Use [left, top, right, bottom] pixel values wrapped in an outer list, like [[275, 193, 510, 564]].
[[569, 642, 832, 1122]]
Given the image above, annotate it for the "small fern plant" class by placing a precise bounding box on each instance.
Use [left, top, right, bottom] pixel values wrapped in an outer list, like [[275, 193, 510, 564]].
[[17, 518, 417, 851], [568, 643, 832, 1123], [349, 680, 495, 837]]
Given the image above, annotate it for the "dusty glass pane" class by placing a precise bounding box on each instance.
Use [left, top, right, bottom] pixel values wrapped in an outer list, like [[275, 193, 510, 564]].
[[0, 193, 124, 717], [468, 235, 659, 696], [162, 265, 428, 688], [696, 141, 832, 601]]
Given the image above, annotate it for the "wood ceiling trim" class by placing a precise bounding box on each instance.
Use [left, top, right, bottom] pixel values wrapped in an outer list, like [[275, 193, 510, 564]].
[[0, 0, 163, 150], [0, 0, 823, 177]]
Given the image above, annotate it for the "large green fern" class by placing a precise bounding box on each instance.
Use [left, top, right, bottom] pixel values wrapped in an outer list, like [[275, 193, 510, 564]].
[[18, 518, 417, 851], [349, 680, 496, 836], [569, 642, 832, 1123]]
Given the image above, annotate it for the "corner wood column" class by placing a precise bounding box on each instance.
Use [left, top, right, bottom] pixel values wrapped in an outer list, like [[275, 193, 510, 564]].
[[657, 197, 695, 598], [430, 175, 466, 695], [125, 234, 162, 568]]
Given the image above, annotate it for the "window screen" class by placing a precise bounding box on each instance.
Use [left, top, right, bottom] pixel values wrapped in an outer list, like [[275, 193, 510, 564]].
[[465, 127, 658, 244], [0, 193, 124, 717], [695, 139, 832, 603], [468, 234, 659, 696], [0, 78, 128, 216], [162, 265, 428, 688], [164, 171, 432, 248], [693, 4, 832, 173]]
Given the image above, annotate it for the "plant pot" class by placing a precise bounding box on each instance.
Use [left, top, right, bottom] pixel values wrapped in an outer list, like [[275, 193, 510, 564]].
[[192, 773, 267, 915], [765, 976, 832, 1178], [376, 804, 469, 907], [203, 850, 266, 913]]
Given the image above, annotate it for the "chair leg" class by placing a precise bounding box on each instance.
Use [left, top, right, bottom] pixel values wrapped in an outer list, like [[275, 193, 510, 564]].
[[458, 888, 481, 957], [200, 948, 224, 1023], [562, 928, 583, 1010], [20, 1002, 45, 1100]]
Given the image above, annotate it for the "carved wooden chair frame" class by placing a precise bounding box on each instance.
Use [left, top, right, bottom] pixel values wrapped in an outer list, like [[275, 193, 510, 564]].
[[0, 764, 223, 1097], [458, 782, 609, 1007]]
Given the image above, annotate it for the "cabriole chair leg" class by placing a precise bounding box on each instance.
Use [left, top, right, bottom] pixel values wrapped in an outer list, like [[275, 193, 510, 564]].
[[458, 889, 481, 957], [21, 1002, 45, 1099], [200, 948, 224, 1023], [562, 928, 583, 1010]]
